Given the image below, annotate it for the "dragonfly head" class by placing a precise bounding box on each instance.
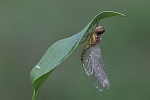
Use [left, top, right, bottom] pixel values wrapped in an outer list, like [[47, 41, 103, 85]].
[[95, 26, 105, 35]]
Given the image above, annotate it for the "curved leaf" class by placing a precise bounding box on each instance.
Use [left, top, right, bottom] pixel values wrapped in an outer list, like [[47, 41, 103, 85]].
[[30, 11, 125, 100]]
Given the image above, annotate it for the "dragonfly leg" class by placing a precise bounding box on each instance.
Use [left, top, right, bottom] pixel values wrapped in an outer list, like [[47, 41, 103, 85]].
[[83, 35, 89, 37], [79, 36, 89, 44], [96, 21, 100, 26], [92, 23, 94, 31], [79, 31, 90, 44]]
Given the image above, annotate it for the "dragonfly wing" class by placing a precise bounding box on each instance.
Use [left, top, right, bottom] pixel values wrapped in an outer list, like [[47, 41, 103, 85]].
[[81, 47, 94, 76], [90, 43, 110, 91], [82, 43, 109, 91]]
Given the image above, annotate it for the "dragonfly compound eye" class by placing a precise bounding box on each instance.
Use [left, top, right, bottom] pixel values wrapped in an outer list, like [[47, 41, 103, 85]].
[[95, 26, 105, 35]]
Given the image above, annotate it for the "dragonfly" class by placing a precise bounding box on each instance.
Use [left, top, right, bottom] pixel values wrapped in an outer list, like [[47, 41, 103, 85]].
[[81, 25, 110, 91]]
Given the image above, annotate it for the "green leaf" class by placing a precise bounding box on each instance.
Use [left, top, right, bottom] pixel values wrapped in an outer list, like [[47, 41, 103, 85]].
[[30, 11, 125, 100]]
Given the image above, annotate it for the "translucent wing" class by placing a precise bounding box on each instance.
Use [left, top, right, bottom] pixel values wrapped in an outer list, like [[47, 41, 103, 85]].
[[82, 43, 109, 91]]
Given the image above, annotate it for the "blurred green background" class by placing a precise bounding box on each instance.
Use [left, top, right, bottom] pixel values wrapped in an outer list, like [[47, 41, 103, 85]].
[[0, 0, 150, 100]]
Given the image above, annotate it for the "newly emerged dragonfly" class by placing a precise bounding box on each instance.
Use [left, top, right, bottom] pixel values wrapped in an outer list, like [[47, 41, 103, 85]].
[[81, 25, 109, 91]]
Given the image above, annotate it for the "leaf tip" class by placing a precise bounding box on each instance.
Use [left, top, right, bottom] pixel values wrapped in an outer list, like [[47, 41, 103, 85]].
[[102, 11, 125, 17]]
